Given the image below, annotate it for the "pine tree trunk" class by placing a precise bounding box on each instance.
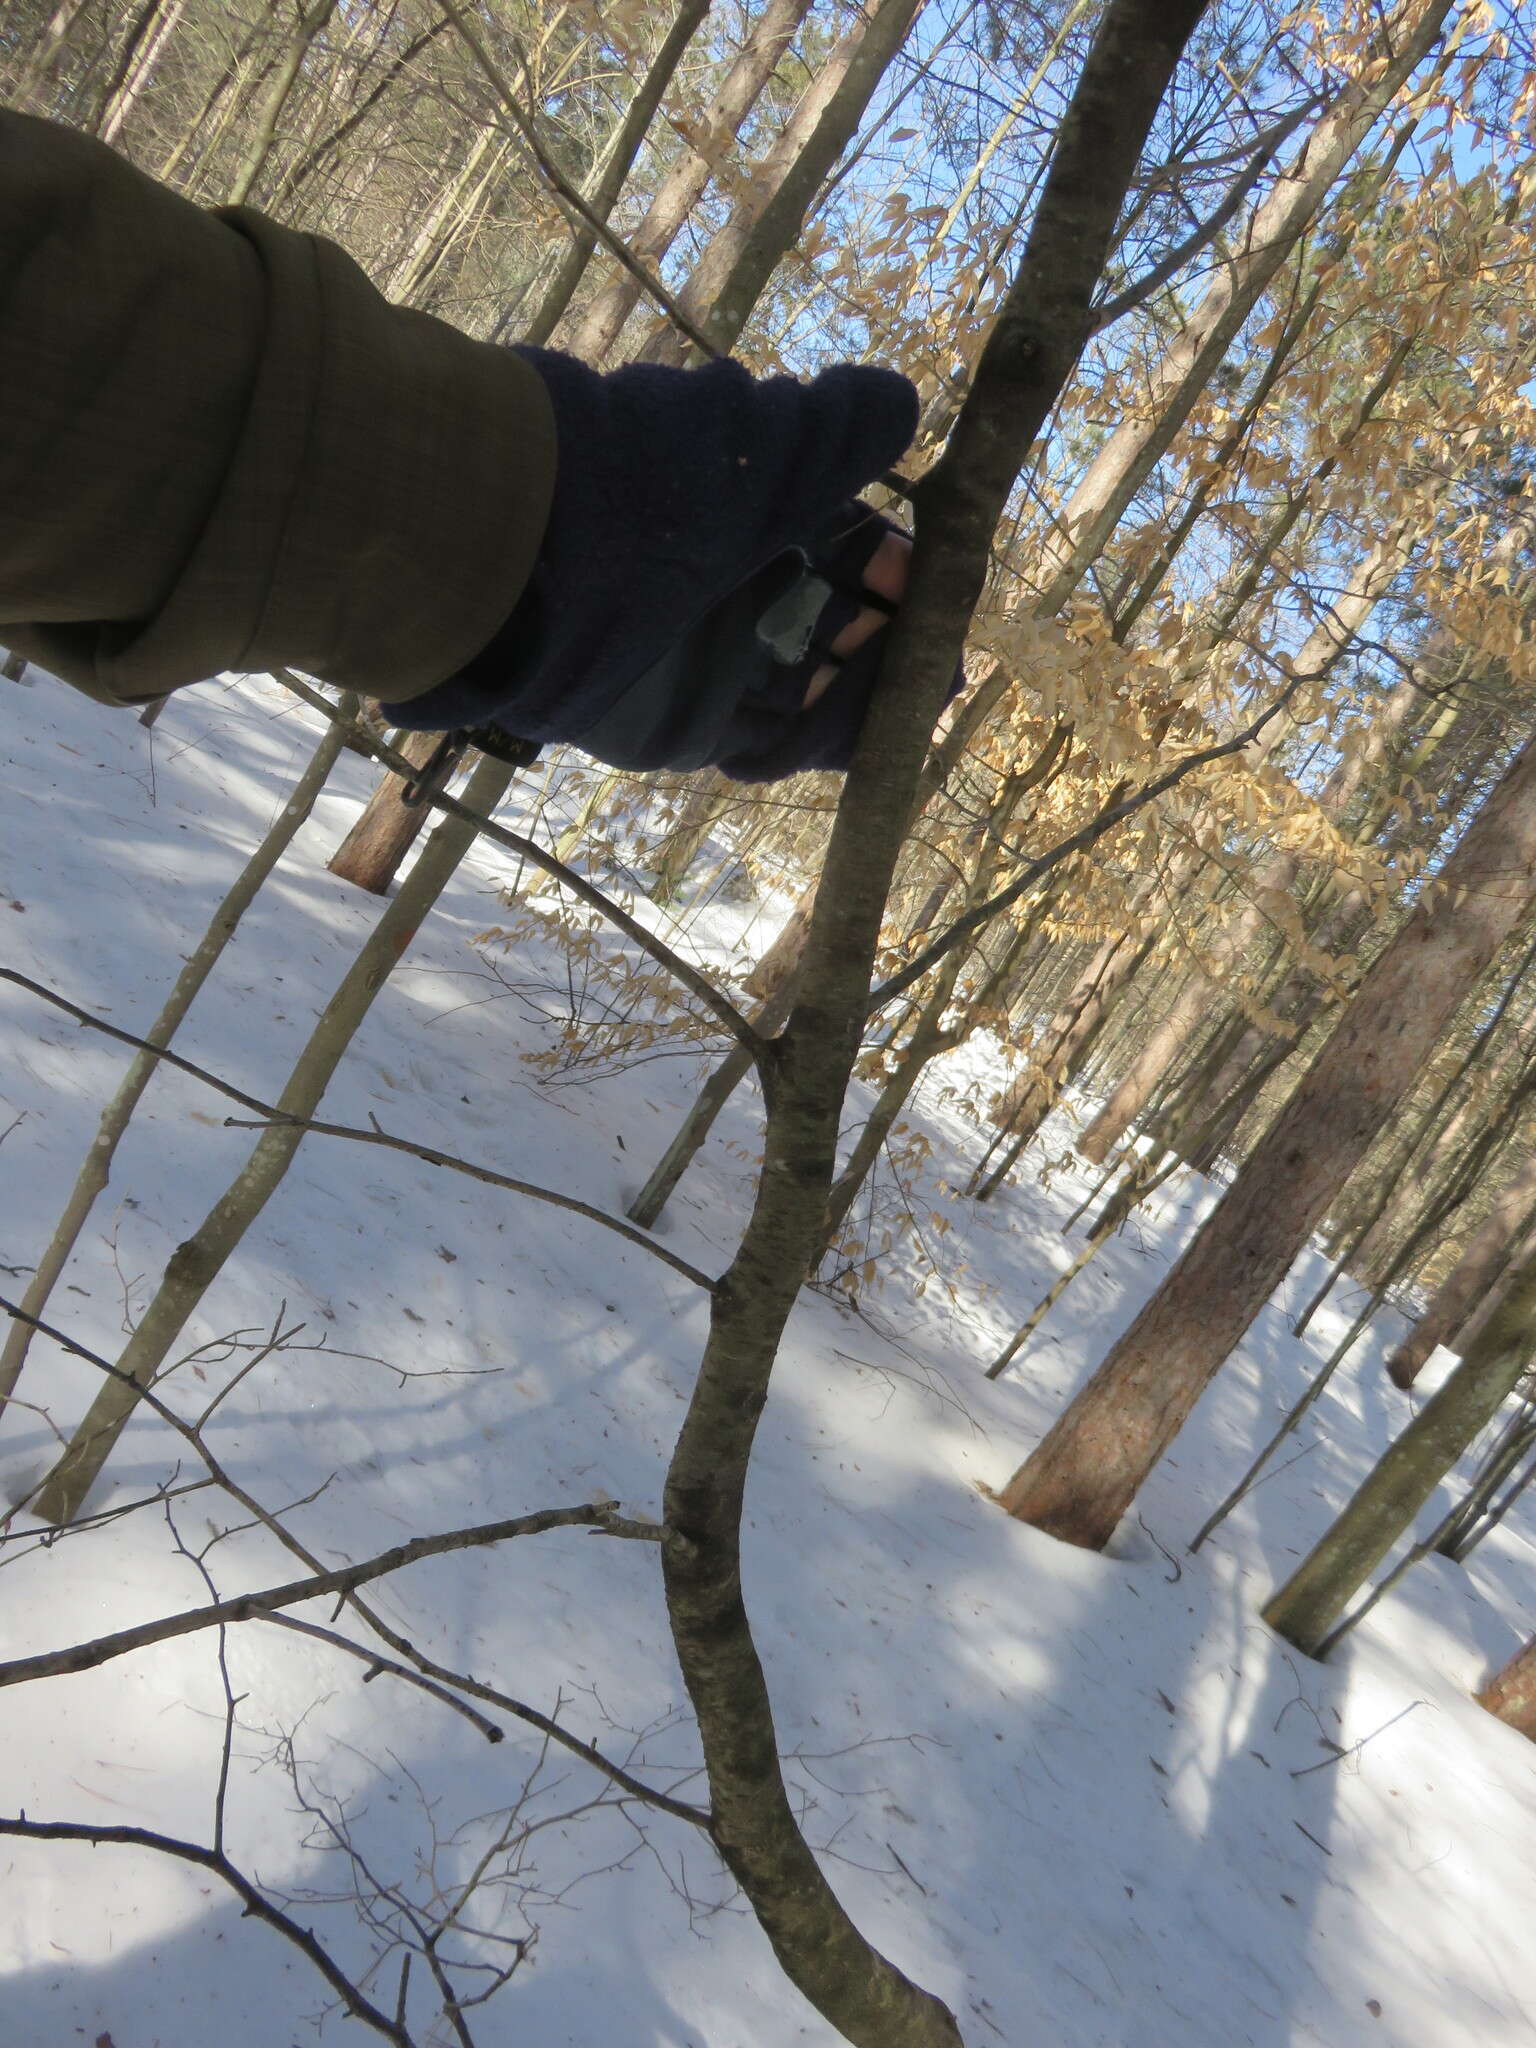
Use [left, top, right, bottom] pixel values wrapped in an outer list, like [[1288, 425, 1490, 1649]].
[[1262, 1246, 1536, 1657], [998, 732, 1536, 1551]]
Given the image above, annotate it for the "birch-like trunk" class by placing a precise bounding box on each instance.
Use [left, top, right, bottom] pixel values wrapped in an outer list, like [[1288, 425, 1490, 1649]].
[[31, 752, 518, 1525], [641, 0, 926, 365], [223, 0, 338, 209], [0, 703, 356, 1411], [520, 0, 713, 347]]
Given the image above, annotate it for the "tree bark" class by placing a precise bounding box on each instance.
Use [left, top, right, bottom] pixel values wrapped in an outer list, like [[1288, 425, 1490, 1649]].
[[998, 732, 1536, 1552], [656, 6, 1209, 2038], [0, 702, 357, 1412], [570, 0, 815, 361], [326, 727, 447, 894], [1262, 1246, 1536, 1658], [1382, 1148, 1536, 1389]]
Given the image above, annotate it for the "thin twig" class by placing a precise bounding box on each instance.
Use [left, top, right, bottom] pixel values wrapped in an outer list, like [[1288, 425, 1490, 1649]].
[[0, 1817, 415, 2046], [436, 0, 722, 360], [281, 678, 767, 1061], [0, 1296, 704, 1826], [0, 1502, 655, 1690], [0, 968, 716, 1292], [254, 1612, 505, 1743]]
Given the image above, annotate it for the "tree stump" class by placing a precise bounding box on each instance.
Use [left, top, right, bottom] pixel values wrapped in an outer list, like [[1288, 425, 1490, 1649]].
[[328, 729, 447, 894]]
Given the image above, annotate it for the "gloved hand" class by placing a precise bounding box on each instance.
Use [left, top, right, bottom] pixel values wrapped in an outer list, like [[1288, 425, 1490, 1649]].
[[391, 350, 949, 781]]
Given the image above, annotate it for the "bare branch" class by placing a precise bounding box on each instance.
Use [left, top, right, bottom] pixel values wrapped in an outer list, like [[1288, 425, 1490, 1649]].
[[0, 1817, 414, 2047], [0, 1503, 656, 1691], [435, 0, 722, 360], [0, 1297, 703, 1825], [0, 968, 716, 1293]]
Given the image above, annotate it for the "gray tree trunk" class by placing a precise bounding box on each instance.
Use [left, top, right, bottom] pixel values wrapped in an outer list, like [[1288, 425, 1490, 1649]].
[[1263, 1246, 1536, 1657]]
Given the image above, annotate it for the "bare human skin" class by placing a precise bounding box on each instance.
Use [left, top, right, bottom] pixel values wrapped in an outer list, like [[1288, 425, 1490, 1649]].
[[802, 528, 912, 707]]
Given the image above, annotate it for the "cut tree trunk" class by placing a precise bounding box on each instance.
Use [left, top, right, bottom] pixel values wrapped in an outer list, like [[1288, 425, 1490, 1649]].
[[998, 731, 1536, 1552], [327, 728, 448, 894], [1477, 1634, 1536, 1739]]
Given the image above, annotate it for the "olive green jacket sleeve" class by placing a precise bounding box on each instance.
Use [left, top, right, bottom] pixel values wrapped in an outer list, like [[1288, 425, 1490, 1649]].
[[0, 111, 555, 709]]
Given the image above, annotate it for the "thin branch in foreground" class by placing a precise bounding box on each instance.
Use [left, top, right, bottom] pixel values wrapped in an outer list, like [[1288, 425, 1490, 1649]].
[[0, 1501, 656, 1691], [0, 1817, 414, 2048], [254, 1611, 506, 1743], [0, 968, 715, 1293], [0, 1296, 706, 1826]]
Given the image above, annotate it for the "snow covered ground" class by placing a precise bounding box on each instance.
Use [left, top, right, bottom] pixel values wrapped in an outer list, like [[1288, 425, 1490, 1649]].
[[3, 665, 1536, 2048]]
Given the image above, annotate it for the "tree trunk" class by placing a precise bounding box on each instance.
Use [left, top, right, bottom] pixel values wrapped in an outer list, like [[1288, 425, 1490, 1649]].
[[1028, 0, 1456, 617], [0, 702, 357, 1411], [30, 751, 520, 1526], [1478, 1633, 1536, 1741], [223, 0, 338, 209], [1262, 1245, 1536, 1658], [998, 731, 1536, 1552], [655, 7, 1207, 2035], [642, 0, 926, 365], [1382, 1149, 1536, 1389], [570, 0, 815, 361], [327, 728, 449, 895], [95, 0, 184, 144], [520, 0, 714, 346]]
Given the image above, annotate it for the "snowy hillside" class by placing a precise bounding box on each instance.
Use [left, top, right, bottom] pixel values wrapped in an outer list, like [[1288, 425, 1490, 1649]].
[[4, 667, 1536, 2048]]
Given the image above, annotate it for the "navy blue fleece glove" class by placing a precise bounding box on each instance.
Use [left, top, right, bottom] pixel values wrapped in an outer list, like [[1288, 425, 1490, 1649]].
[[392, 350, 924, 779]]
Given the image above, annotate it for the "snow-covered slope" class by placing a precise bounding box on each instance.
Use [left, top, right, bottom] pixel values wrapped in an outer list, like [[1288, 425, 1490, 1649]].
[[3, 667, 1535, 2048]]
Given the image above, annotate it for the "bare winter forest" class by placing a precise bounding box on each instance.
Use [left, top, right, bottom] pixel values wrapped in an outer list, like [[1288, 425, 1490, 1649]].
[[4, 3, 1536, 2045]]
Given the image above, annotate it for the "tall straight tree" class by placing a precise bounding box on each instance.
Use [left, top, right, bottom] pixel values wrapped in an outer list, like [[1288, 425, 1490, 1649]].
[[998, 725, 1536, 1551]]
